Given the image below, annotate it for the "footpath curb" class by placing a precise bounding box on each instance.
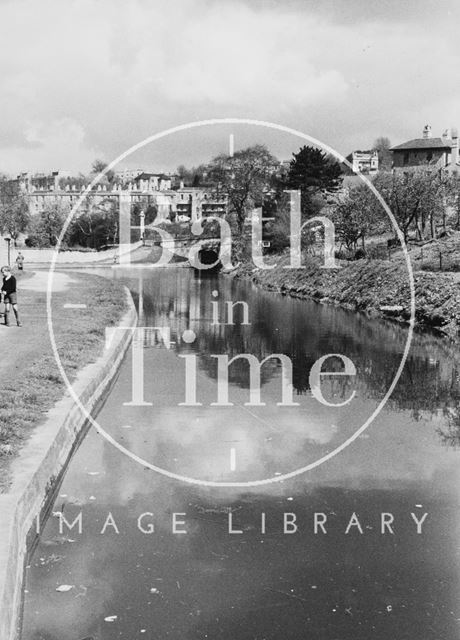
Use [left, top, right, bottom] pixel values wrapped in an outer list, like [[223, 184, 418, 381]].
[[0, 287, 137, 640]]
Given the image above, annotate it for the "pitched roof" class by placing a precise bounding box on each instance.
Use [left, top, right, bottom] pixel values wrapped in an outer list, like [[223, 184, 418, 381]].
[[135, 172, 170, 180], [391, 138, 452, 151]]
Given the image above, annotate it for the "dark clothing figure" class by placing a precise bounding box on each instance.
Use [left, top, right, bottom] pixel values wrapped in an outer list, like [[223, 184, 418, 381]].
[[1, 273, 21, 326], [2, 274, 17, 298]]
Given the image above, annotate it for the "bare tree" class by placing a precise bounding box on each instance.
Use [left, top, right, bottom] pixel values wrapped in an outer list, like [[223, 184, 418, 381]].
[[373, 170, 447, 242], [372, 137, 392, 171]]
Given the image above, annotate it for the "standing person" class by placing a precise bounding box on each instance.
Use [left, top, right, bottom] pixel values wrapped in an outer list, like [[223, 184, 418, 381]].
[[1, 266, 21, 327], [15, 251, 25, 271]]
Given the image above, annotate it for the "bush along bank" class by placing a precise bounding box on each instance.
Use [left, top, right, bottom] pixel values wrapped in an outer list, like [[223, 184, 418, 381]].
[[232, 253, 460, 340]]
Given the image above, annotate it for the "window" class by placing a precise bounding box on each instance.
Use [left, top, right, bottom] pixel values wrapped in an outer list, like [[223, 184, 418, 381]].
[[403, 152, 409, 165]]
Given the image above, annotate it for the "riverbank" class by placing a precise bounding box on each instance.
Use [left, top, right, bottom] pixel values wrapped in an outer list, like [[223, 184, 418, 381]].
[[0, 269, 136, 640], [231, 252, 460, 340], [0, 270, 128, 491]]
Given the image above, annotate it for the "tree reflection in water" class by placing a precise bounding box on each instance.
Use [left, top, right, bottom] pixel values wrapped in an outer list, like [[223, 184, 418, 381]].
[[127, 268, 460, 447]]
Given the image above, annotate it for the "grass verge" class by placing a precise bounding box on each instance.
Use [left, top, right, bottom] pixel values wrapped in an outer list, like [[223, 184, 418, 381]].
[[0, 270, 128, 492], [233, 251, 460, 339]]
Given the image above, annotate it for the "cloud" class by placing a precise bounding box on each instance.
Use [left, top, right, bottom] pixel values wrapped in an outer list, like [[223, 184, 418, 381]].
[[0, 0, 459, 173], [0, 118, 100, 173], [130, 2, 349, 109]]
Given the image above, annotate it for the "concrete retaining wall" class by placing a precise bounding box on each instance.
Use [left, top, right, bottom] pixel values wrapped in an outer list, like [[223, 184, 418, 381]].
[[0, 288, 137, 640], [0, 242, 143, 267]]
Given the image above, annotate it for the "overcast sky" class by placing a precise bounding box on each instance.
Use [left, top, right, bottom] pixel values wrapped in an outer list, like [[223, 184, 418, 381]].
[[1, 0, 459, 175]]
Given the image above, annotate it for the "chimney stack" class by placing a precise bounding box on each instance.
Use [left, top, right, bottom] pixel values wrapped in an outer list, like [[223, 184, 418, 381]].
[[423, 124, 432, 139]]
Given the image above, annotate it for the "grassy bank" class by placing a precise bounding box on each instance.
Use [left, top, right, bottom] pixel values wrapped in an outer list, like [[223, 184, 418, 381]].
[[232, 252, 460, 339], [0, 271, 128, 491]]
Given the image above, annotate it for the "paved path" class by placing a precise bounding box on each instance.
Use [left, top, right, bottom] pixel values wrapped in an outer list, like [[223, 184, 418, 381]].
[[18, 271, 77, 293], [0, 271, 75, 385]]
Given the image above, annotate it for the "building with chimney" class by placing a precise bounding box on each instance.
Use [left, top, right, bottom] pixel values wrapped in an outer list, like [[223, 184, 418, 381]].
[[391, 125, 460, 172]]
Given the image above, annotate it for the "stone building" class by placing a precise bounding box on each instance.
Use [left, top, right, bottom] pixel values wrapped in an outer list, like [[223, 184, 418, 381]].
[[391, 125, 459, 171], [133, 172, 172, 191], [346, 150, 379, 174], [174, 187, 227, 222]]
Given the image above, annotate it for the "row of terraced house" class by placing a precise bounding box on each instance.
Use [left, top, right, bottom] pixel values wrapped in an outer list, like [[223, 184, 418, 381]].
[[8, 169, 228, 223]]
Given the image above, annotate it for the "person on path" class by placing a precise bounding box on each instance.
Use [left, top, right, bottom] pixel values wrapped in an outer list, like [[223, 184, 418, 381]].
[[1, 266, 21, 327], [15, 252, 25, 271]]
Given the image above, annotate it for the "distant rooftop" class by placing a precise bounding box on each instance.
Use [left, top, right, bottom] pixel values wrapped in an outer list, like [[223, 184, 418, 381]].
[[391, 138, 452, 151]]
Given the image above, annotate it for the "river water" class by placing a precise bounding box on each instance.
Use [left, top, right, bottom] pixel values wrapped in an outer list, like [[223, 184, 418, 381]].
[[21, 267, 460, 639]]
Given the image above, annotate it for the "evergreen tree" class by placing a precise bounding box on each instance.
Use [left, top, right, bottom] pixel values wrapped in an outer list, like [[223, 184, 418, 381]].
[[287, 146, 342, 192], [285, 145, 342, 218]]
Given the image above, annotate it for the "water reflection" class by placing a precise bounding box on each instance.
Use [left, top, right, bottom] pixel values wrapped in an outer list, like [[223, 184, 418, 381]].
[[132, 268, 460, 444], [21, 267, 460, 640]]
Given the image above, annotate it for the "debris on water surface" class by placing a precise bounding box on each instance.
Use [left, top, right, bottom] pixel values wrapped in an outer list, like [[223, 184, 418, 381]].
[[87, 471, 100, 476], [150, 587, 160, 594], [386, 605, 393, 612], [89, 496, 96, 501], [56, 584, 73, 592], [104, 615, 118, 622], [39, 554, 64, 567], [42, 535, 75, 546]]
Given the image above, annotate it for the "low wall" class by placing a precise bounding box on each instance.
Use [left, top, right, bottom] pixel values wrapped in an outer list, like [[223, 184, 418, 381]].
[[0, 288, 137, 640], [0, 242, 143, 267]]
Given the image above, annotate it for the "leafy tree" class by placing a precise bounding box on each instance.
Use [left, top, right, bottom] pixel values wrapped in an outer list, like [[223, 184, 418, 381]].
[[131, 198, 158, 242], [91, 159, 115, 183], [263, 191, 291, 253], [67, 197, 119, 248], [58, 173, 88, 190], [0, 179, 31, 243], [372, 137, 392, 171], [332, 185, 377, 253], [40, 203, 66, 246], [445, 173, 460, 229], [25, 202, 68, 247], [176, 164, 207, 187], [207, 145, 279, 232]]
